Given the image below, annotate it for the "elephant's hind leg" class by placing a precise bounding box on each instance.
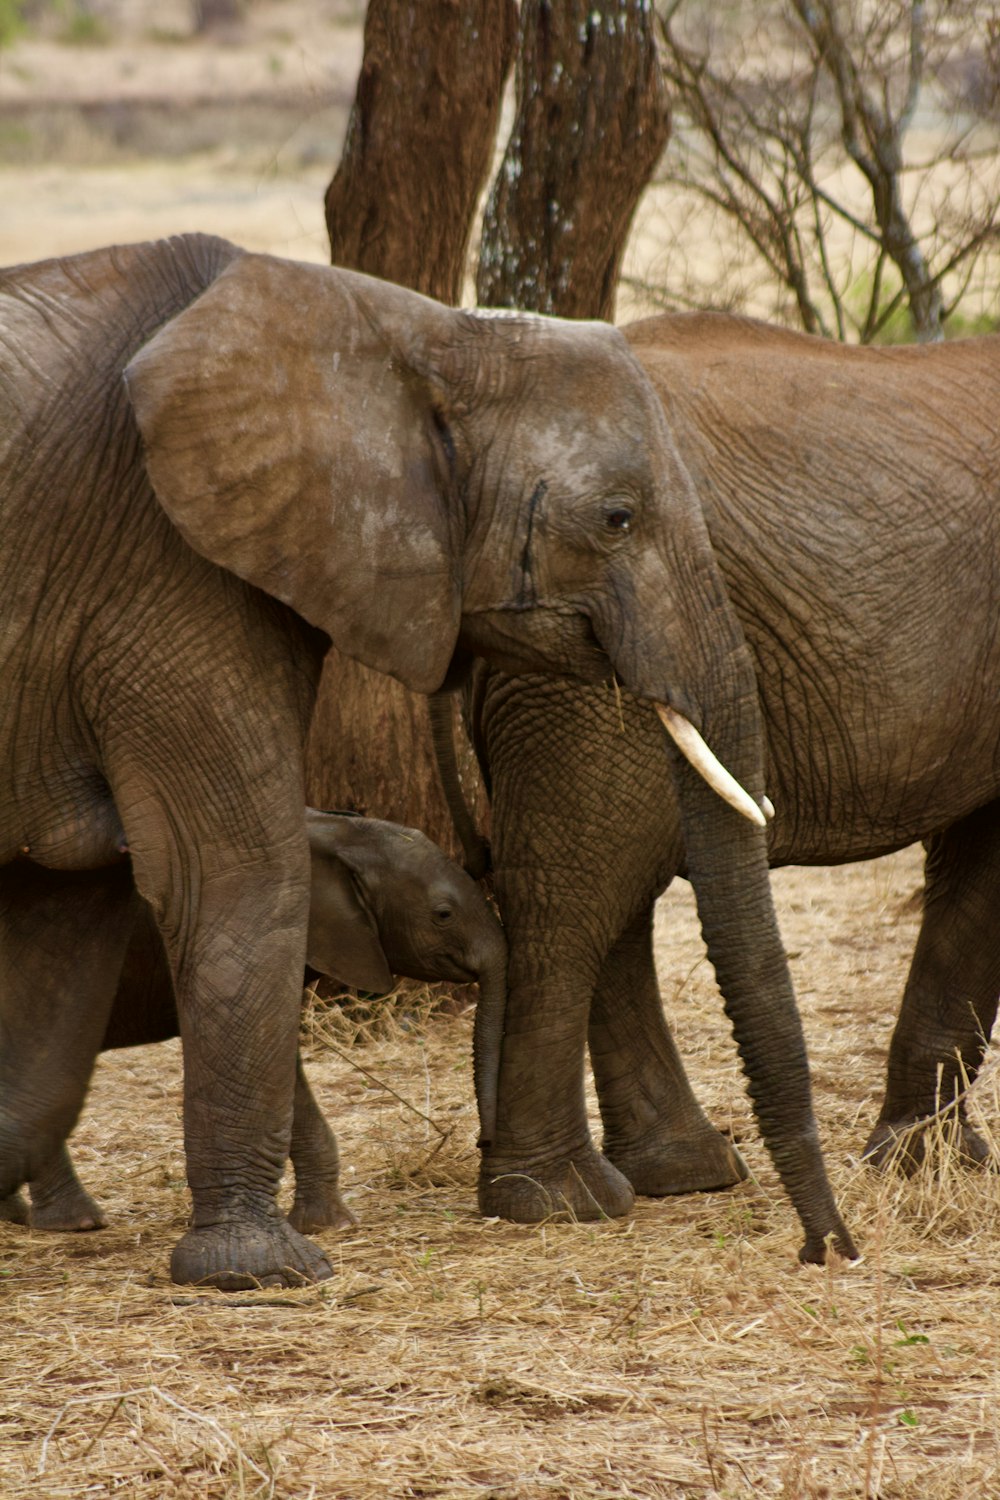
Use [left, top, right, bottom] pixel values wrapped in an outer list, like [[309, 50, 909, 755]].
[[865, 800, 1000, 1172], [0, 1190, 29, 1225], [0, 862, 134, 1208], [589, 908, 747, 1195], [28, 1142, 107, 1231]]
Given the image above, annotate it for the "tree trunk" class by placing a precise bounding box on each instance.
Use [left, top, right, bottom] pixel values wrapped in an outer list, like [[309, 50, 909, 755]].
[[477, 0, 669, 320], [305, 0, 517, 850], [323, 0, 517, 303], [192, 0, 245, 36]]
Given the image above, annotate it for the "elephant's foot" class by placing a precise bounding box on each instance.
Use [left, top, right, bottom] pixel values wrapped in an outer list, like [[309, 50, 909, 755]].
[[170, 1215, 334, 1290], [0, 1190, 30, 1225], [604, 1123, 748, 1198], [863, 1115, 993, 1174], [288, 1181, 358, 1235], [29, 1183, 108, 1232], [479, 1147, 635, 1223]]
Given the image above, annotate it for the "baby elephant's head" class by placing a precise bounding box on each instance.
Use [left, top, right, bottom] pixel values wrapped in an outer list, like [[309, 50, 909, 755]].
[[304, 808, 505, 993], [304, 808, 507, 1149]]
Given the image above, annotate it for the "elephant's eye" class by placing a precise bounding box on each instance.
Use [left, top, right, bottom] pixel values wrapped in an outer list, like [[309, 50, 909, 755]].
[[604, 506, 633, 534], [433, 904, 454, 924]]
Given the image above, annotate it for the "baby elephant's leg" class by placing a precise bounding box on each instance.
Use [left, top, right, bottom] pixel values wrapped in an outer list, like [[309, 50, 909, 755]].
[[0, 863, 134, 1206], [288, 1054, 357, 1234]]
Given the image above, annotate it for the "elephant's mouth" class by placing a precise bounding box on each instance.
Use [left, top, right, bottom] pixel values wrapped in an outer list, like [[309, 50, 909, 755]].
[[458, 605, 610, 682]]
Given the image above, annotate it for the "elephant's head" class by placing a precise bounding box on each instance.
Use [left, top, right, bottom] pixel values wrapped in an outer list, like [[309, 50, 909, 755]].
[[123, 252, 763, 824], [303, 810, 507, 1148]]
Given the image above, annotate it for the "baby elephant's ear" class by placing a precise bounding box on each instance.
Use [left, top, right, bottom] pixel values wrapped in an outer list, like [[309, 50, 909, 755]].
[[124, 254, 462, 694], [307, 855, 393, 994]]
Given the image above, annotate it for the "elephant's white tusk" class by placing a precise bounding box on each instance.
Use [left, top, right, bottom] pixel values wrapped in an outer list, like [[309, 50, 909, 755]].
[[762, 796, 776, 822], [655, 703, 768, 828]]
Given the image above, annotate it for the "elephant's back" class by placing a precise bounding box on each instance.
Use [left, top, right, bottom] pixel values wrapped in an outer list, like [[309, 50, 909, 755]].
[[626, 309, 1000, 469], [0, 234, 242, 428], [0, 236, 245, 606]]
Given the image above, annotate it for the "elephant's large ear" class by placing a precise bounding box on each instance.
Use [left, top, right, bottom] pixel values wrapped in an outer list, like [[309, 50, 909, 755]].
[[124, 254, 462, 693], [306, 853, 394, 994]]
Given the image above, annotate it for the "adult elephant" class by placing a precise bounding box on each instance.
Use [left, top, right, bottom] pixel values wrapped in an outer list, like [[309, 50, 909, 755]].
[[457, 310, 1000, 1230], [0, 237, 852, 1287]]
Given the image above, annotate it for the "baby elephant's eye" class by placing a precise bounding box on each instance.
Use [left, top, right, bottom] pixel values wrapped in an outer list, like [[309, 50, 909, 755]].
[[433, 904, 454, 924], [604, 506, 633, 534]]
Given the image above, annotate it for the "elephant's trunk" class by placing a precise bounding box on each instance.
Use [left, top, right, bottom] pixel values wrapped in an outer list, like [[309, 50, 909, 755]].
[[472, 941, 508, 1151], [428, 690, 491, 878], [673, 687, 858, 1264]]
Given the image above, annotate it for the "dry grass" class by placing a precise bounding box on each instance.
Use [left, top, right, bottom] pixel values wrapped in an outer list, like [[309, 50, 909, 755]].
[[3, 845, 1000, 1499]]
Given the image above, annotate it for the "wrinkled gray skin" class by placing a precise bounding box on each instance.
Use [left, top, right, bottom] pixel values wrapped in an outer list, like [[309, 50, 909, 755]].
[[2, 236, 852, 1288], [0, 812, 506, 1237], [454, 311, 1000, 1230]]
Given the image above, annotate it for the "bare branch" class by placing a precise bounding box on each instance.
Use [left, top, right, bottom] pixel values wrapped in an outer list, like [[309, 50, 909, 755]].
[[860, 247, 888, 344], [649, 1, 1000, 343], [900, 0, 926, 135]]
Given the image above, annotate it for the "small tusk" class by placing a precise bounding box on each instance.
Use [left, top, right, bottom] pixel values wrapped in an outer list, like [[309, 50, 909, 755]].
[[762, 796, 775, 822], [655, 704, 767, 827]]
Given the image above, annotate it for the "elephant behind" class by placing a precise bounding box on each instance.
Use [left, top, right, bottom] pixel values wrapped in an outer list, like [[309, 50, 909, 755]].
[[454, 310, 1000, 1220]]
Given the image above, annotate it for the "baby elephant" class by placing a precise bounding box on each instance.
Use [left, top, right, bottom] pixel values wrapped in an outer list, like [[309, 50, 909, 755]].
[[2, 811, 506, 1235]]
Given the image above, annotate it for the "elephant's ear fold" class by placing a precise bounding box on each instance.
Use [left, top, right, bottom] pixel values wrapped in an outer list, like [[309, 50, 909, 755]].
[[123, 254, 462, 694], [306, 853, 394, 994]]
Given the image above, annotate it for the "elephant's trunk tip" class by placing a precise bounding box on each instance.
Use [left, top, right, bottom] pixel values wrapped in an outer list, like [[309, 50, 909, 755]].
[[798, 1225, 862, 1265]]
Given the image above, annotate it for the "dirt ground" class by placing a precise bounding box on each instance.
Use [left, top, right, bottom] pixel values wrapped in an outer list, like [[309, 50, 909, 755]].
[[3, 10, 1000, 1499], [0, 0, 361, 268], [4, 847, 1000, 1499]]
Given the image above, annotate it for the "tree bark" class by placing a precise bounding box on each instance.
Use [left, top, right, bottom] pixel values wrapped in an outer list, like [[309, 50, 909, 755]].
[[477, 0, 669, 320], [305, 0, 517, 849]]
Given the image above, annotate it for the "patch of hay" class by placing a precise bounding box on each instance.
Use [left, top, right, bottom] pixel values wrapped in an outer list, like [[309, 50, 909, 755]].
[[3, 846, 999, 1498]]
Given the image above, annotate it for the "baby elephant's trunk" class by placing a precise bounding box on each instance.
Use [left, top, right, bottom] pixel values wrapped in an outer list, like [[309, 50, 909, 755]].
[[472, 936, 508, 1151]]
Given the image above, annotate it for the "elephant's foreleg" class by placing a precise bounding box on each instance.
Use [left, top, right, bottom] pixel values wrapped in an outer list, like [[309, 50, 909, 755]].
[[153, 857, 331, 1290], [865, 799, 1000, 1171], [477, 901, 634, 1223], [287, 1054, 357, 1234], [0, 863, 134, 1203], [472, 676, 685, 1223], [113, 741, 331, 1288], [589, 907, 746, 1195]]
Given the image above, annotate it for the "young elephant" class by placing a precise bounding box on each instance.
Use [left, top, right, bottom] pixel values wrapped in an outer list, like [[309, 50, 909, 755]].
[[1, 811, 506, 1236]]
